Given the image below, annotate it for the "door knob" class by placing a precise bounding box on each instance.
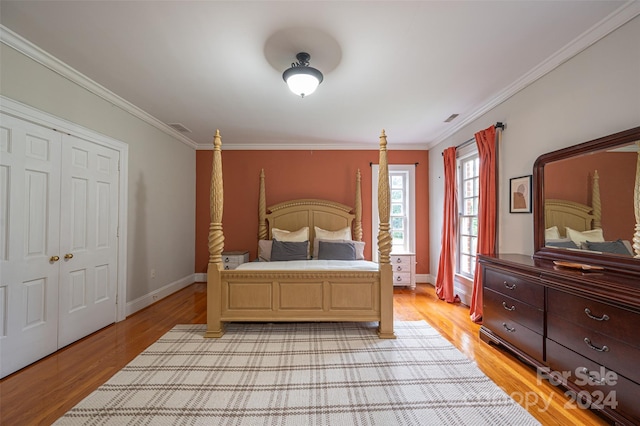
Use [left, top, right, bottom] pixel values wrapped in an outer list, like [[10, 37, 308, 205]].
[[50, 255, 60, 262], [64, 253, 74, 259]]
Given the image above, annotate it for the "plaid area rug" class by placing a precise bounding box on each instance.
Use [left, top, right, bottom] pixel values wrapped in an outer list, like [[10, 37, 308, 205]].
[[55, 321, 540, 425]]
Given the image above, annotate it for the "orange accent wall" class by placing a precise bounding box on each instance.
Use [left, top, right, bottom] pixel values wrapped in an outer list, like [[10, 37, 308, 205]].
[[544, 151, 636, 241], [195, 149, 430, 275]]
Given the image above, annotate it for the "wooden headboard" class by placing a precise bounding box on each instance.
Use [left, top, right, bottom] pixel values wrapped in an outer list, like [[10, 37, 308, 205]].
[[257, 169, 363, 249], [545, 199, 596, 236], [545, 170, 601, 237]]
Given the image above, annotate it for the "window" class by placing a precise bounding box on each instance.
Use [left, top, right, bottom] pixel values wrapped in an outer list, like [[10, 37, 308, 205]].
[[457, 152, 479, 278], [372, 165, 415, 261]]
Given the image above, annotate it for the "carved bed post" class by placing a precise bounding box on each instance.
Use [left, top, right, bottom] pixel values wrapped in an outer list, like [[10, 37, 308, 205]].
[[377, 130, 395, 338], [354, 169, 363, 242], [633, 142, 640, 257], [205, 130, 225, 338], [258, 169, 268, 241], [592, 170, 602, 229]]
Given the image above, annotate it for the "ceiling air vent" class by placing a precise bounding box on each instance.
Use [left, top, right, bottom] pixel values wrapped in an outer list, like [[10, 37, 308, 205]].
[[167, 123, 192, 133]]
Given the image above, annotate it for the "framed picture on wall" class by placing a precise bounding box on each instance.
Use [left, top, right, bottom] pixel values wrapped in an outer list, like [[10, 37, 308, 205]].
[[509, 175, 532, 213]]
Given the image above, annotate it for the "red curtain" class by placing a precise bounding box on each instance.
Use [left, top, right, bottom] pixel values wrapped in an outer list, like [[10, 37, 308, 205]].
[[435, 147, 460, 303], [470, 125, 497, 323]]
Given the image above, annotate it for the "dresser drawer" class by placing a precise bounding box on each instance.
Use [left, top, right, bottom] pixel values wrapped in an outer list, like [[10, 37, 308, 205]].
[[546, 339, 640, 425], [548, 288, 640, 348], [483, 268, 543, 308], [484, 288, 543, 334], [548, 313, 640, 384], [483, 309, 543, 362]]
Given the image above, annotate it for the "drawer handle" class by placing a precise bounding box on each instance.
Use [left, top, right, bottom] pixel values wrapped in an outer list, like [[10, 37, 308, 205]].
[[396, 276, 402, 282], [502, 323, 516, 333], [396, 258, 402, 263], [396, 266, 402, 271], [583, 337, 609, 353], [503, 281, 516, 290], [224, 258, 230, 262], [584, 308, 609, 322], [502, 301, 516, 311], [578, 368, 606, 385]]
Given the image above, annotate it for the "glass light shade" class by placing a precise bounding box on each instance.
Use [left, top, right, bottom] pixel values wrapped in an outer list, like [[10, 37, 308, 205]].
[[285, 74, 320, 97]]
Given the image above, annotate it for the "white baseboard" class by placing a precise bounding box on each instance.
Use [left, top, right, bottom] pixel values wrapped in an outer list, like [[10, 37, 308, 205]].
[[416, 274, 434, 284], [194, 272, 207, 282], [125, 274, 196, 317]]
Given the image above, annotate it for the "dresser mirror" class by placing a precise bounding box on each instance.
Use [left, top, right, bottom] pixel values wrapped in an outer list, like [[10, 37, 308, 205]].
[[533, 126, 640, 275]]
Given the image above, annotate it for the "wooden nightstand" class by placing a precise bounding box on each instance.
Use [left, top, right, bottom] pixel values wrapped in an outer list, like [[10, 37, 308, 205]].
[[390, 252, 416, 289], [222, 251, 249, 270]]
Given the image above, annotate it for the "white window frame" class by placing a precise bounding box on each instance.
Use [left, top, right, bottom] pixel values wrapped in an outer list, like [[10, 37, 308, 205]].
[[371, 164, 416, 262], [456, 148, 479, 279]]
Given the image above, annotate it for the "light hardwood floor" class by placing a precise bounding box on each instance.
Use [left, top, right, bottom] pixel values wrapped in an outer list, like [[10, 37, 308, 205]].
[[0, 283, 610, 425]]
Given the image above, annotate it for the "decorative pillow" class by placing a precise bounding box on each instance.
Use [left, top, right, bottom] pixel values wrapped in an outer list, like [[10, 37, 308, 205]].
[[545, 238, 579, 249], [314, 226, 352, 241], [545, 226, 561, 240], [583, 239, 633, 256], [271, 227, 309, 242], [270, 240, 309, 261], [258, 239, 273, 261], [317, 241, 356, 260], [313, 239, 365, 260], [565, 227, 604, 246]]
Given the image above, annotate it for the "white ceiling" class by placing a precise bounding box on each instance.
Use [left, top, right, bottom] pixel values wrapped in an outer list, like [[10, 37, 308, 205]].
[[1, 1, 638, 150]]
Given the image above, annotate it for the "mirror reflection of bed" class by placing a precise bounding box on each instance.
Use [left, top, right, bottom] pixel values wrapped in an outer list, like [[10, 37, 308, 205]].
[[544, 142, 640, 258]]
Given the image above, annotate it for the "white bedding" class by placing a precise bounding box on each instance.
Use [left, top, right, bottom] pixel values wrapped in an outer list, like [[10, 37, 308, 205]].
[[235, 259, 379, 272]]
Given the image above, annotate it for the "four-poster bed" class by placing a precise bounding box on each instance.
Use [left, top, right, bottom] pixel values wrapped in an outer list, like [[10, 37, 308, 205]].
[[205, 130, 395, 339]]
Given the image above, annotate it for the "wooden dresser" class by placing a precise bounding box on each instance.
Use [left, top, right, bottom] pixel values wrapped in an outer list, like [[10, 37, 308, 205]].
[[479, 254, 640, 426]]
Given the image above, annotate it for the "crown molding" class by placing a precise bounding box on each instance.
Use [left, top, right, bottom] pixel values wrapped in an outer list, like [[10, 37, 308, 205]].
[[428, 0, 640, 149], [0, 24, 199, 150], [195, 142, 426, 151]]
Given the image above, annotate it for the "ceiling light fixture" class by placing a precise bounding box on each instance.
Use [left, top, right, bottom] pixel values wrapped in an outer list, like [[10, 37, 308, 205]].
[[282, 52, 323, 98]]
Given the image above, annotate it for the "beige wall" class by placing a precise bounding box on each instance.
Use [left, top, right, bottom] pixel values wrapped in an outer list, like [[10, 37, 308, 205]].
[[0, 43, 196, 305], [429, 16, 640, 287]]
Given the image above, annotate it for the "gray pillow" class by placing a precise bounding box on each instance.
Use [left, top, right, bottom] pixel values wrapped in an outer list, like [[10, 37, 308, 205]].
[[545, 238, 579, 249], [317, 241, 356, 260], [270, 240, 309, 261], [313, 239, 365, 259], [584, 239, 632, 256]]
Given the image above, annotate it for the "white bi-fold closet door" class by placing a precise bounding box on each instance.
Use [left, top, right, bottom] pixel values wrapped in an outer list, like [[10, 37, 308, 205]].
[[0, 112, 119, 378]]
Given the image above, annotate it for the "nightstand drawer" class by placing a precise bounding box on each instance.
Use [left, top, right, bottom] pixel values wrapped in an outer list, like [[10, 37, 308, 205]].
[[393, 272, 411, 285]]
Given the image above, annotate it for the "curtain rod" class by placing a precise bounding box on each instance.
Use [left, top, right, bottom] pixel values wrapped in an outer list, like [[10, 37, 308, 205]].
[[441, 122, 505, 156]]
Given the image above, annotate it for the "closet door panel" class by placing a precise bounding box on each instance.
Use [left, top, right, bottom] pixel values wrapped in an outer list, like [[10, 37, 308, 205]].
[[58, 134, 119, 348], [0, 114, 61, 378]]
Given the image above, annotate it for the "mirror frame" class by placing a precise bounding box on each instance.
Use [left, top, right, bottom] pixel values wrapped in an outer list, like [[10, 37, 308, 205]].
[[533, 126, 640, 276]]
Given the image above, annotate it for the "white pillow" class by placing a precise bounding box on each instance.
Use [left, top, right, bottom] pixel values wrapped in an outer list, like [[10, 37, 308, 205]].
[[545, 226, 561, 240], [565, 227, 604, 246], [271, 227, 309, 242], [314, 226, 352, 241]]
